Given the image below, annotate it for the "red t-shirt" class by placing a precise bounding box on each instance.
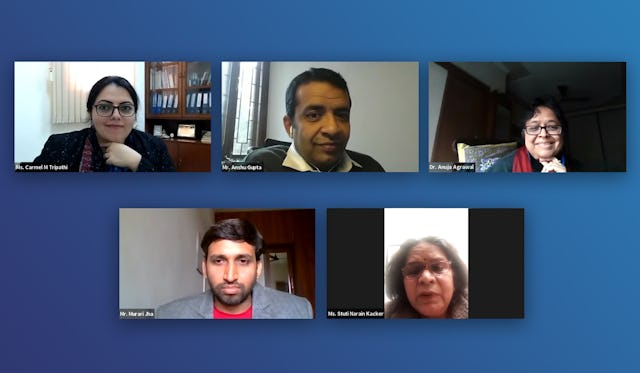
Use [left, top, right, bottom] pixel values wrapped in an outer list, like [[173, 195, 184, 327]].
[[213, 306, 252, 319]]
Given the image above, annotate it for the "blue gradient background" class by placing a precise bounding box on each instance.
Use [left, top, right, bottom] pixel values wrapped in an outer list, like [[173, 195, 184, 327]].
[[2, 0, 637, 371]]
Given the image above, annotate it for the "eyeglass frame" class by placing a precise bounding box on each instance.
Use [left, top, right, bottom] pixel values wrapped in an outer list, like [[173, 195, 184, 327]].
[[401, 260, 452, 279], [523, 124, 563, 136], [93, 102, 136, 117]]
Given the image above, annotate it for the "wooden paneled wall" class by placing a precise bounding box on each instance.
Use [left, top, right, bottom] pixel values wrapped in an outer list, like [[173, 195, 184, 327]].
[[432, 63, 494, 162]]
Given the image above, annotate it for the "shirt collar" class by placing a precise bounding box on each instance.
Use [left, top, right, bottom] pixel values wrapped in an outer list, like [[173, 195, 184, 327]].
[[282, 144, 362, 172]]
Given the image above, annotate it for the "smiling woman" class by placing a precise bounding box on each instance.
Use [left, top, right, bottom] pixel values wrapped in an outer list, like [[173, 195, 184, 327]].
[[31, 76, 175, 172], [487, 96, 571, 173]]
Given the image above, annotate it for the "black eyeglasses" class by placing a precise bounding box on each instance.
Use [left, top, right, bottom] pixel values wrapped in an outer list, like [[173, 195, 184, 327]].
[[401, 260, 452, 278], [524, 124, 562, 135], [94, 103, 136, 117]]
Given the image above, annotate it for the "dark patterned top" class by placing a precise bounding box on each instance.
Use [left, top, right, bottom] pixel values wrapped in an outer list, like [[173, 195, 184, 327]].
[[31, 127, 175, 172]]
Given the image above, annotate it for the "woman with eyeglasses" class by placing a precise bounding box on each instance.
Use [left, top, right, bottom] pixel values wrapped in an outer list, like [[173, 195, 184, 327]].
[[385, 237, 468, 319], [33, 76, 174, 172], [487, 96, 570, 172]]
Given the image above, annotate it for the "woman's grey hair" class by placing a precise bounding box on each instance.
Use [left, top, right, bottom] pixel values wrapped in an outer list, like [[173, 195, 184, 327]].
[[385, 236, 468, 318]]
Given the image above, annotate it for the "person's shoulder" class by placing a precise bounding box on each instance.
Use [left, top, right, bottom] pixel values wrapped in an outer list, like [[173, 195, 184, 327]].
[[244, 145, 290, 171], [245, 145, 288, 161], [346, 149, 385, 172], [384, 300, 420, 319], [33, 128, 90, 164], [45, 128, 90, 145], [485, 149, 517, 173], [255, 284, 313, 319], [155, 292, 210, 319], [259, 285, 306, 302]]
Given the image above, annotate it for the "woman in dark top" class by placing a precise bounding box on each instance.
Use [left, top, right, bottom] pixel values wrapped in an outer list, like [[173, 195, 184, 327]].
[[33, 76, 174, 172]]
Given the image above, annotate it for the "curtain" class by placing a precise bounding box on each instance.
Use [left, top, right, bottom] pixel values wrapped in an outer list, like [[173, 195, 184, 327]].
[[50, 62, 137, 125], [221, 62, 270, 159]]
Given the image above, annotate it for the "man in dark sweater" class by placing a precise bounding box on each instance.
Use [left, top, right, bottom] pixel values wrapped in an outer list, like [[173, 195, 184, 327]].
[[244, 68, 384, 172]]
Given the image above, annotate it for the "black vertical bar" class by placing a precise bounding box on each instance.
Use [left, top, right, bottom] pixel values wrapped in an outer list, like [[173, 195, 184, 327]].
[[327, 209, 384, 317], [468, 208, 524, 318]]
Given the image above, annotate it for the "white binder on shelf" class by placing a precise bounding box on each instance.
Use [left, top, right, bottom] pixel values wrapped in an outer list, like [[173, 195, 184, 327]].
[[196, 92, 203, 113]]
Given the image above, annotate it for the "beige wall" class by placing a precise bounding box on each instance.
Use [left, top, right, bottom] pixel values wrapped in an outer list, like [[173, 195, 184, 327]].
[[119, 208, 213, 309]]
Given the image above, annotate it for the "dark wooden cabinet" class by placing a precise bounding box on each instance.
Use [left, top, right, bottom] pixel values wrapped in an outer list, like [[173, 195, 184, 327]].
[[432, 63, 492, 162], [145, 61, 211, 121], [432, 63, 516, 162], [144, 61, 212, 172], [164, 139, 211, 172]]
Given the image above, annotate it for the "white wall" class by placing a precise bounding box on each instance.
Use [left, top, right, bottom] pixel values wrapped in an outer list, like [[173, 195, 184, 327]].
[[14, 62, 51, 163], [119, 208, 214, 309], [266, 62, 419, 172], [14, 62, 146, 163], [384, 208, 469, 266]]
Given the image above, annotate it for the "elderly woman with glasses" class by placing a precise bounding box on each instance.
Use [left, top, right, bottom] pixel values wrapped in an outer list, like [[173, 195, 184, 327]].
[[487, 96, 570, 173], [385, 236, 468, 319], [33, 76, 174, 172]]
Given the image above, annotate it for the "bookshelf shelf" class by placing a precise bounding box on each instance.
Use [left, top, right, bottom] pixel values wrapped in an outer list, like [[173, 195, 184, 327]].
[[144, 61, 212, 172]]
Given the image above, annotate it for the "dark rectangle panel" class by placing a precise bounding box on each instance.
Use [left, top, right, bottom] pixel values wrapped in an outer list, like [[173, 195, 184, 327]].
[[327, 209, 384, 317], [468, 208, 524, 318]]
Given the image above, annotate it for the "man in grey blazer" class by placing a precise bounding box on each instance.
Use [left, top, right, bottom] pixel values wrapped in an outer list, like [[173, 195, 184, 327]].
[[156, 218, 313, 319]]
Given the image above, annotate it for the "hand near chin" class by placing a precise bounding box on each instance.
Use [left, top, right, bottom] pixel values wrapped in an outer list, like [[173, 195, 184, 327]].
[[540, 158, 566, 173], [103, 143, 142, 171]]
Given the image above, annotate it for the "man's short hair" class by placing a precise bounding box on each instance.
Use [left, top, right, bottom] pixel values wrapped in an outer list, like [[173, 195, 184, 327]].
[[285, 67, 352, 120], [200, 218, 264, 260]]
